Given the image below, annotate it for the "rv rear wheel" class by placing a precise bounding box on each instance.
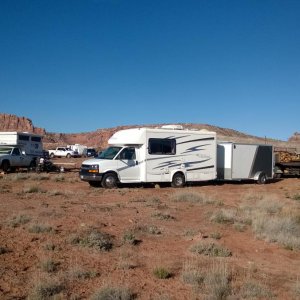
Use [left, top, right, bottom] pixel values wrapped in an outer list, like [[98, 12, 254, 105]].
[[101, 173, 118, 189], [171, 173, 185, 188], [257, 173, 267, 184]]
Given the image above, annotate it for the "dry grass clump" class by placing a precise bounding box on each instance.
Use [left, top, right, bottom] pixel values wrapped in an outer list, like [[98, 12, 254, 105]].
[[240, 281, 273, 299], [11, 173, 31, 181], [190, 242, 232, 257], [181, 260, 205, 285], [172, 191, 205, 203], [151, 212, 175, 220], [9, 214, 31, 228], [23, 185, 44, 193], [68, 266, 99, 280], [70, 230, 113, 251], [28, 278, 64, 300], [28, 224, 53, 234], [153, 267, 172, 279], [40, 259, 58, 273], [210, 209, 236, 224], [90, 286, 134, 300]]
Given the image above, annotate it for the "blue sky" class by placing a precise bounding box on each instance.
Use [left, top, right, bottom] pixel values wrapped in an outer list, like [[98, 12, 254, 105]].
[[0, 0, 299, 140]]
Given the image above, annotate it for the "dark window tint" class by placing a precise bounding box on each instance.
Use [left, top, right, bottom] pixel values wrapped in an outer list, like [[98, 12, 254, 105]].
[[148, 139, 176, 155], [31, 136, 41, 142], [19, 135, 30, 141], [119, 148, 136, 160]]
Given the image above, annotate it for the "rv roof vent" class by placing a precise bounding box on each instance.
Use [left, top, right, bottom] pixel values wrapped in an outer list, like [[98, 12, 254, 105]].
[[161, 125, 184, 130]]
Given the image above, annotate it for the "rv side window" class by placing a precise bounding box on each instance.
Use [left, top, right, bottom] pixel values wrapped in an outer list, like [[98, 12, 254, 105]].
[[31, 136, 41, 142], [19, 135, 30, 141], [148, 138, 176, 155]]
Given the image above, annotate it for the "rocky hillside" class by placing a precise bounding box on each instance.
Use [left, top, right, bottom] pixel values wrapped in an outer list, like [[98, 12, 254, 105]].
[[0, 113, 299, 151]]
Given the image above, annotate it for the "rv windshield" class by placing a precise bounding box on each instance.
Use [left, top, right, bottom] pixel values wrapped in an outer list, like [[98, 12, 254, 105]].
[[98, 146, 122, 160]]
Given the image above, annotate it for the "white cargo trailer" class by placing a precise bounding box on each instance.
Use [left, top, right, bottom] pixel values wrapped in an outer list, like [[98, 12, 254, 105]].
[[217, 142, 273, 183], [0, 132, 43, 157], [80, 126, 217, 188]]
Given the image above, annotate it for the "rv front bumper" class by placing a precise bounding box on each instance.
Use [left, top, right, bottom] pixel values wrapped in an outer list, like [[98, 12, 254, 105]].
[[79, 170, 103, 182]]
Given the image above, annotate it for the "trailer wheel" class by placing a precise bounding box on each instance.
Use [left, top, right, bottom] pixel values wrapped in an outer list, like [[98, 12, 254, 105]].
[[1, 160, 10, 173], [257, 173, 267, 184], [171, 172, 185, 188], [101, 172, 118, 189]]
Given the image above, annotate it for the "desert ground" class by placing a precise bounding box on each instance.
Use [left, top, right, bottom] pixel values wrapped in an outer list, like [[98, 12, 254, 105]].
[[0, 157, 300, 300]]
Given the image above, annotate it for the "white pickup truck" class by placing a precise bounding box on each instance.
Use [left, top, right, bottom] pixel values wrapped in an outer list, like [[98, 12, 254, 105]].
[[0, 146, 36, 172], [48, 147, 78, 158]]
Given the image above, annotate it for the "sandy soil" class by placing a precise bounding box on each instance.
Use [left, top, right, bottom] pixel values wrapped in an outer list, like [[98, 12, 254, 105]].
[[0, 158, 299, 300]]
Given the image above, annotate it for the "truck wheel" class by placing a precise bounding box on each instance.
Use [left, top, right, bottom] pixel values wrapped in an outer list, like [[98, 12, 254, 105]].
[[257, 173, 267, 184], [171, 172, 185, 188], [50, 153, 55, 158], [101, 173, 118, 189], [1, 160, 10, 173], [66, 153, 71, 158]]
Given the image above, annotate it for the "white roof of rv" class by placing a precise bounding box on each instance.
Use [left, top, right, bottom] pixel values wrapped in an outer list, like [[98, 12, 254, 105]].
[[108, 127, 216, 145], [0, 131, 42, 136]]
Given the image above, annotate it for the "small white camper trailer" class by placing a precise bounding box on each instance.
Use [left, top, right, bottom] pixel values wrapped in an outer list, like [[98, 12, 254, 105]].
[[217, 142, 273, 183], [0, 132, 43, 157], [80, 126, 217, 188]]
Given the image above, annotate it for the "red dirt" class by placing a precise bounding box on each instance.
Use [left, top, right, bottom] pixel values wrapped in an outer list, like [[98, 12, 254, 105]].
[[0, 158, 299, 299]]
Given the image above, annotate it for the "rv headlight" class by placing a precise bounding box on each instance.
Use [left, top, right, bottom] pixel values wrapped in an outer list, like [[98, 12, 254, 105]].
[[88, 164, 99, 173]]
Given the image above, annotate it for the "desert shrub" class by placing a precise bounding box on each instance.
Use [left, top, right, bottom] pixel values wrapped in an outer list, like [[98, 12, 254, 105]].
[[71, 230, 113, 251], [210, 209, 236, 224], [252, 214, 300, 250], [172, 191, 204, 203], [40, 259, 57, 273], [9, 214, 31, 228], [43, 243, 56, 251], [291, 193, 300, 201], [28, 279, 64, 300], [240, 281, 273, 299], [28, 224, 53, 234], [190, 242, 232, 257], [181, 260, 204, 285], [90, 286, 134, 300], [69, 266, 98, 280], [122, 230, 138, 245], [204, 262, 231, 300], [0, 246, 9, 254], [23, 185, 44, 193], [210, 232, 222, 240], [255, 199, 283, 214], [151, 212, 175, 220], [153, 267, 172, 279], [53, 175, 65, 182], [11, 173, 30, 181]]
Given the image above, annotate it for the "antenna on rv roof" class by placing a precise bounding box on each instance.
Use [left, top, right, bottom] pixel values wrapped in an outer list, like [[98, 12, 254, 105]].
[[161, 125, 184, 130]]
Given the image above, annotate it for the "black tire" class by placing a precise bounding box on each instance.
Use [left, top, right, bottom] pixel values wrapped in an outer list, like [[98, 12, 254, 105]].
[[101, 172, 118, 189], [171, 172, 185, 188], [1, 160, 10, 173], [66, 153, 71, 158], [89, 181, 102, 187], [28, 160, 36, 171], [50, 153, 55, 159], [257, 173, 267, 184]]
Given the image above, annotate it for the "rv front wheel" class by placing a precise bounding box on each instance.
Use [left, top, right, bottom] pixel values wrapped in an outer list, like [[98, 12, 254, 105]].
[[171, 173, 185, 188], [101, 173, 118, 189]]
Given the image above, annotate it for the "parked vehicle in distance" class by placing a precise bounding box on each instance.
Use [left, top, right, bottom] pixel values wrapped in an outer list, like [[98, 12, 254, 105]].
[[0, 146, 36, 172], [274, 147, 300, 177], [67, 144, 87, 156], [82, 148, 97, 157], [48, 147, 78, 158], [80, 125, 217, 188], [0, 131, 43, 157]]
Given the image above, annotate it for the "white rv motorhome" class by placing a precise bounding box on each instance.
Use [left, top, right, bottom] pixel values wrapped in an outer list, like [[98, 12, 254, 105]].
[[80, 126, 217, 188], [0, 132, 43, 157]]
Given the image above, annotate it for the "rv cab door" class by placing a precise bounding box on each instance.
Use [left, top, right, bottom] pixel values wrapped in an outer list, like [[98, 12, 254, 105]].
[[117, 147, 140, 182]]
